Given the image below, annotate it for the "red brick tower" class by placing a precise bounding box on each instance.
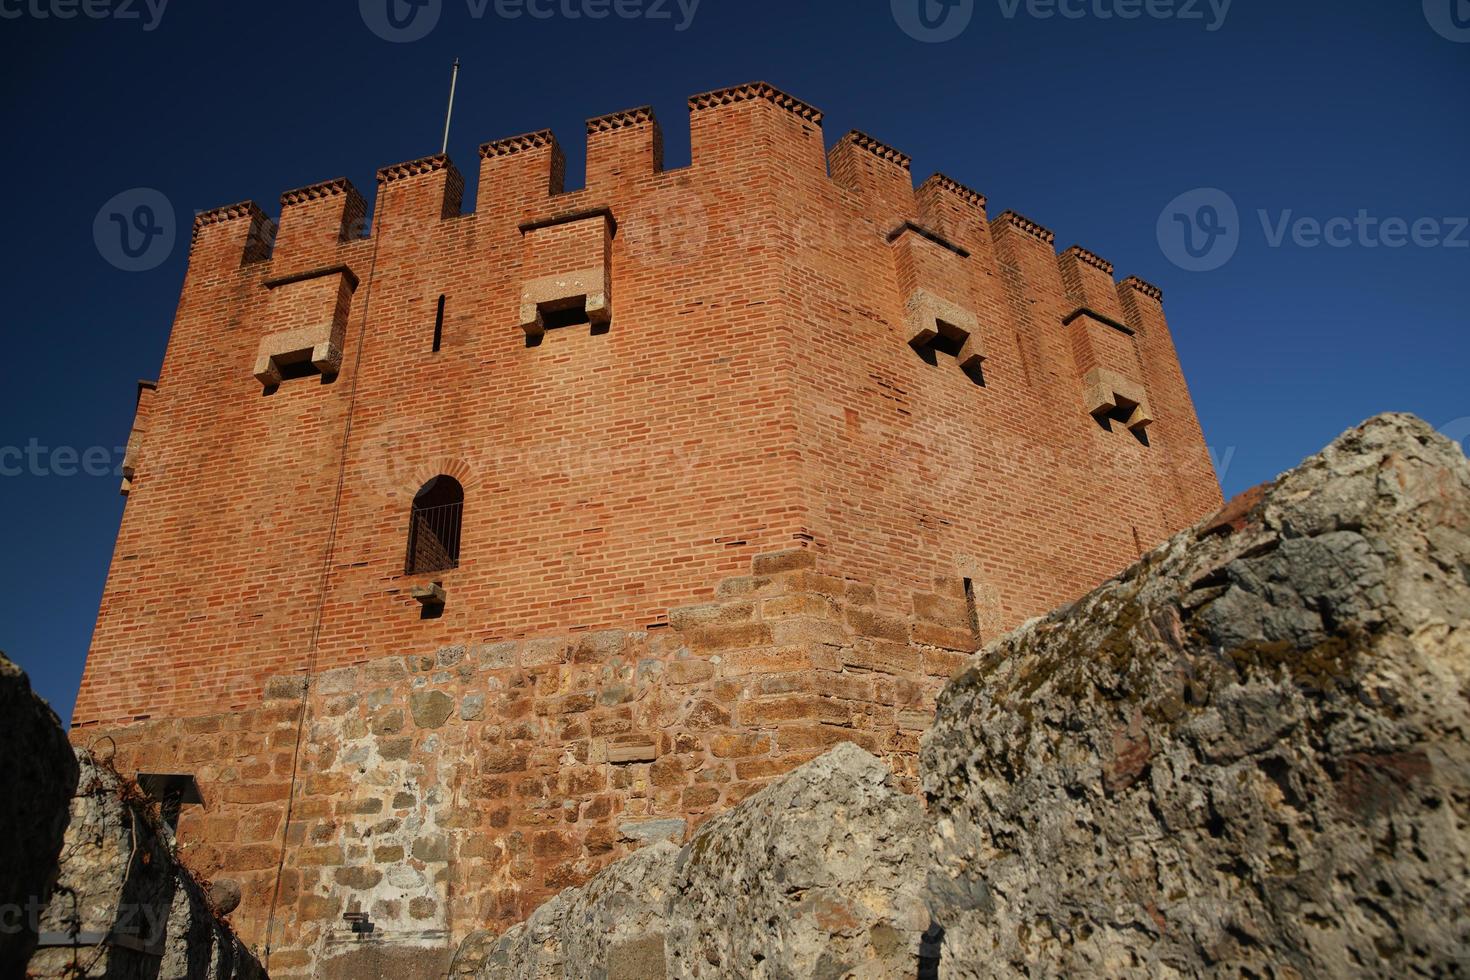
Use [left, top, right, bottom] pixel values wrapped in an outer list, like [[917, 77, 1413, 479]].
[[74, 83, 1222, 977]]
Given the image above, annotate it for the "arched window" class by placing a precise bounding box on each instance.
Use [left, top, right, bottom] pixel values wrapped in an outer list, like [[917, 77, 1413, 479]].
[[405, 476, 463, 575]]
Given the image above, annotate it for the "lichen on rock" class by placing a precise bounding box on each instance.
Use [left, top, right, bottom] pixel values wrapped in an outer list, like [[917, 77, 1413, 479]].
[[922, 413, 1470, 977]]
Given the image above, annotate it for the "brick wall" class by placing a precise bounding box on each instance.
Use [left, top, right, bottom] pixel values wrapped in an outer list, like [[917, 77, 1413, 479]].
[[72, 82, 1223, 973]]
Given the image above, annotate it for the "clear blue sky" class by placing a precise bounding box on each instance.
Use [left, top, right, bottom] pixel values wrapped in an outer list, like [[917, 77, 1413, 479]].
[[1, 0, 1466, 722]]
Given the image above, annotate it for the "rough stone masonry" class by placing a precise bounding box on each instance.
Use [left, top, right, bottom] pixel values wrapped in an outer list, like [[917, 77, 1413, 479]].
[[475, 413, 1470, 977]]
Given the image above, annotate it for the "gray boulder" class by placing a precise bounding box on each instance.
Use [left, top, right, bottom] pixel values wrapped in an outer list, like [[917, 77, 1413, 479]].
[[26, 751, 267, 979], [922, 413, 1470, 976], [475, 742, 930, 978], [0, 652, 264, 978], [0, 652, 80, 975]]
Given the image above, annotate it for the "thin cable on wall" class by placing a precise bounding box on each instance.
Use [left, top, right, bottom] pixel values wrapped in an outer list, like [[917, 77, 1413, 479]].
[[261, 186, 391, 970]]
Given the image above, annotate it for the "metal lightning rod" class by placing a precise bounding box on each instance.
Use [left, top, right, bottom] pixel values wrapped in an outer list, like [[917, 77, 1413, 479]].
[[441, 58, 460, 155]]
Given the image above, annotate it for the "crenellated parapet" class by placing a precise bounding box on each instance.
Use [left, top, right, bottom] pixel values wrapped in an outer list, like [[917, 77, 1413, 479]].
[[377, 153, 465, 223], [279, 177, 360, 209], [1121, 275, 1164, 303], [585, 105, 663, 189], [688, 81, 827, 172], [993, 209, 1057, 248], [829, 130, 915, 218], [192, 200, 267, 237], [923, 174, 985, 210], [1056, 245, 1153, 433], [192, 200, 270, 242], [916, 173, 990, 258], [478, 129, 567, 214], [1059, 244, 1127, 315], [275, 177, 366, 260], [840, 130, 913, 170], [189, 201, 274, 268], [481, 129, 563, 157], [688, 81, 824, 123], [173, 81, 1178, 431], [1062, 244, 1113, 276]]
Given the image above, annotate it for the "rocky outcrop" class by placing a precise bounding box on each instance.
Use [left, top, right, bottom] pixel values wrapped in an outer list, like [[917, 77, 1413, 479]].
[[924, 412, 1470, 976], [0, 652, 265, 979], [470, 413, 1470, 978], [470, 742, 930, 978], [26, 751, 268, 979], [0, 652, 80, 975]]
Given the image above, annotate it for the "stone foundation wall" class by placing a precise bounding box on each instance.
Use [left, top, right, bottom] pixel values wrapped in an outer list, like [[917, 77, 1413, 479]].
[[79, 548, 974, 977]]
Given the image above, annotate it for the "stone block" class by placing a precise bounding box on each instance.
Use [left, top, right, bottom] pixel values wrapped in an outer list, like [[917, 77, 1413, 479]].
[[664, 660, 716, 685], [708, 732, 772, 759], [921, 648, 972, 678], [841, 641, 921, 676], [768, 616, 847, 646], [846, 607, 910, 642], [378, 737, 412, 761], [608, 741, 658, 764], [752, 549, 817, 576], [688, 622, 774, 653], [715, 575, 774, 599], [410, 690, 455, 729], [911, 622, 976, 652], [412, 834, 450, 863], [295, 846, 346, 867], [761, 593, 841, 620], [618, 818, 687, 846], [264, 675, 309, 700], [912, 591, 971, 628], [741, 694, 850, 726], [461, 693, 486, 721], [474, 641, 519, 670], [370, 708, 405, 736], [522, 638, 571, 667]]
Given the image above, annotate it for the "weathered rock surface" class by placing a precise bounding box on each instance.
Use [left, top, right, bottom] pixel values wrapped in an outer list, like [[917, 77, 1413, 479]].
[[0, 652, 264, 978], [26, 750, 268, 979], [923, 413, 1470, 976], [471, 742, 930, 978], [470, 414, 1470, 978], [0, 651, 80, 975]]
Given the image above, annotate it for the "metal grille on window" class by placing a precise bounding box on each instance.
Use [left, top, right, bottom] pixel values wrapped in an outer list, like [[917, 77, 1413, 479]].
[[405, 476, 463, 574]]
